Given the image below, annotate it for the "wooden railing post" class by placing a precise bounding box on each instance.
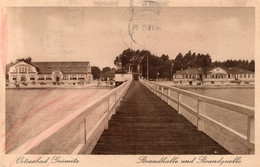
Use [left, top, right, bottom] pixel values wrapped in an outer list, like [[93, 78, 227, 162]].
[[247, 116, 254, 154], [79, 118, 86, 144], [114, 92, 117, 109], [105, 99, 109, 129], [167, 88, 170, 105], [197, 100, 204, 131], [177, 92, 181, 114], [161, 86, 163, 99]]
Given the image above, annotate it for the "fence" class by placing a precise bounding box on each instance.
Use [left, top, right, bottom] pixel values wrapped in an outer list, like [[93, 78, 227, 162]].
[[141, 79, 254, 154], [10, 79, 132, 154]]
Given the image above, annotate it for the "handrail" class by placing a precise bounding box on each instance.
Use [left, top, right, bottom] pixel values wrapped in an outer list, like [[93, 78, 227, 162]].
[[10, 79, 132, 154], [140, 79, 255, 154]]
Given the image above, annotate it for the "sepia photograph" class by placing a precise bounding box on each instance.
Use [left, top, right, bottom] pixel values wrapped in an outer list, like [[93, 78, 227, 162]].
[[0, 0, 259, 166]]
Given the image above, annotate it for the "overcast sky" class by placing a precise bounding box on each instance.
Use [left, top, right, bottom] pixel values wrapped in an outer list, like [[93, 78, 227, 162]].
[[7, 7, 254, 68]]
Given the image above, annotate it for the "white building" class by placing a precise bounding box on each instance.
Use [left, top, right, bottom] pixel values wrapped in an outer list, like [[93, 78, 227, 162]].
[[173, 67, 254, 86], [7, 61, 93, 86]]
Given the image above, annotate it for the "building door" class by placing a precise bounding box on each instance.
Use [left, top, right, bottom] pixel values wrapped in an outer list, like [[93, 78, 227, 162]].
[[21, 75, 26, 82], [56, 77, 60, 82], [189, 81, 192, 85]]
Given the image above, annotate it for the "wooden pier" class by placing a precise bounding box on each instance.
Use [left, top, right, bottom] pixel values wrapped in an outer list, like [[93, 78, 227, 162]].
[[91, 81, 230, 154], [10, 79, 254, 155]]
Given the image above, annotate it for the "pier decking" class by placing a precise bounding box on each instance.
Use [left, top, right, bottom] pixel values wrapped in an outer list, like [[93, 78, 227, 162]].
[[91, 81, 230, 154]]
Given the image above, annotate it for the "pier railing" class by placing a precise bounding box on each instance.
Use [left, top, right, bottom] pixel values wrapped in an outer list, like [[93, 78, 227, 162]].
[[10, 79, 132, 154], [140, 79, 255, 154]]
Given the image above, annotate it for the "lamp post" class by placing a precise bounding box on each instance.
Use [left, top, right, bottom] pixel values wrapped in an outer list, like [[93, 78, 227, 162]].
[[157, 72, 159, 81], [171, 62, 173, 81], [140, 56, 144, 79]]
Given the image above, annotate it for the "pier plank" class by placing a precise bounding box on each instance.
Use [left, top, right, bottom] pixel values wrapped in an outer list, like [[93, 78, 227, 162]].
[[90, 81, 230, 154]]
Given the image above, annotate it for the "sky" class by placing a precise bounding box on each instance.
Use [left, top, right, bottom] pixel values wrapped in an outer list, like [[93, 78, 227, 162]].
[[7, 7, 255, 68]]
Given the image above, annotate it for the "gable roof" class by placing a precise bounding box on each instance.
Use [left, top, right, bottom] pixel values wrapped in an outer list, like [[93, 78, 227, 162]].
[[220, 67, 254, 74], [6, 61, 91, 74], [175, 68, 204, 75], [30, 62, 90, 74], [6, 61, 39, 74]]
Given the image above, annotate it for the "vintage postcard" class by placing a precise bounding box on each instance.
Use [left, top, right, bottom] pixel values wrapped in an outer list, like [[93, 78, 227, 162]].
[[0, 0, 259, 166]]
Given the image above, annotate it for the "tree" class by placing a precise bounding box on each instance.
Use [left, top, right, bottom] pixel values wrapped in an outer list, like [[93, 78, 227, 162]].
[[91, 66, 101, 79], [15, 57, 32, 63], [212, 59, 254, 72], [172, 51, 212, 73], [248, 60, 255, 72], [102, 67, 112, 73]]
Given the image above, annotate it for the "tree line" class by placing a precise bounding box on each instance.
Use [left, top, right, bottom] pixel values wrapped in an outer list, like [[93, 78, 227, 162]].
[[173, 51, 255, 73], [114, 49, 255, 80], [91, 66, 116, 79]]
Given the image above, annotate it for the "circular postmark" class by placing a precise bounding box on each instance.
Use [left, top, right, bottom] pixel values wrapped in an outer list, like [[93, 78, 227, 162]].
[[120, 6, 162, 49]]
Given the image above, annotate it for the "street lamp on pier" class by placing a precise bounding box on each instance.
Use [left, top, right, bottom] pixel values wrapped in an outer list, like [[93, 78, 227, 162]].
[[171, 62, 173, 81], [139, 56, 145, 79]]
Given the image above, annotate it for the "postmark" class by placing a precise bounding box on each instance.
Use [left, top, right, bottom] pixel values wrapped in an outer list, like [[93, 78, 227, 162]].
[[120, 0, 165, 49]]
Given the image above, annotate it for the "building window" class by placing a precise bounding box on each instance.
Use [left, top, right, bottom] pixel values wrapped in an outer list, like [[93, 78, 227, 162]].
[[28, 68, 34, 73], [252, 74, 254, 78], [38, 75, 45, 80], [248, 74, 250, 78], [70, 74, 77, 80], [46, 75, 52, 80], [30, 75, 35, 80], [244, 74, 246, 78], [63, 75, 69, 80], [18, 66, 27, 73], [78, 74, 85, 80], [21, 75, 26, 81], [240, 74, 243, 78], [12, 75, 17, 80]]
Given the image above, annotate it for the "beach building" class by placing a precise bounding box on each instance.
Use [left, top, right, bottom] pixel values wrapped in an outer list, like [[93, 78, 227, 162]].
[[101, 70, 115, 81], [173, 67, 254, 86], [7, 61, 93, 86], [172, 68, 204, 86]]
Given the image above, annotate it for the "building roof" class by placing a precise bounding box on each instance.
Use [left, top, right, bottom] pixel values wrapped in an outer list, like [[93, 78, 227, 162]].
[[175, 68, 204, 75], [7, 61, 90, 74], [174, 67, 254, 75], [219, 67, 254, 74], [30, 62, 90, 74]]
